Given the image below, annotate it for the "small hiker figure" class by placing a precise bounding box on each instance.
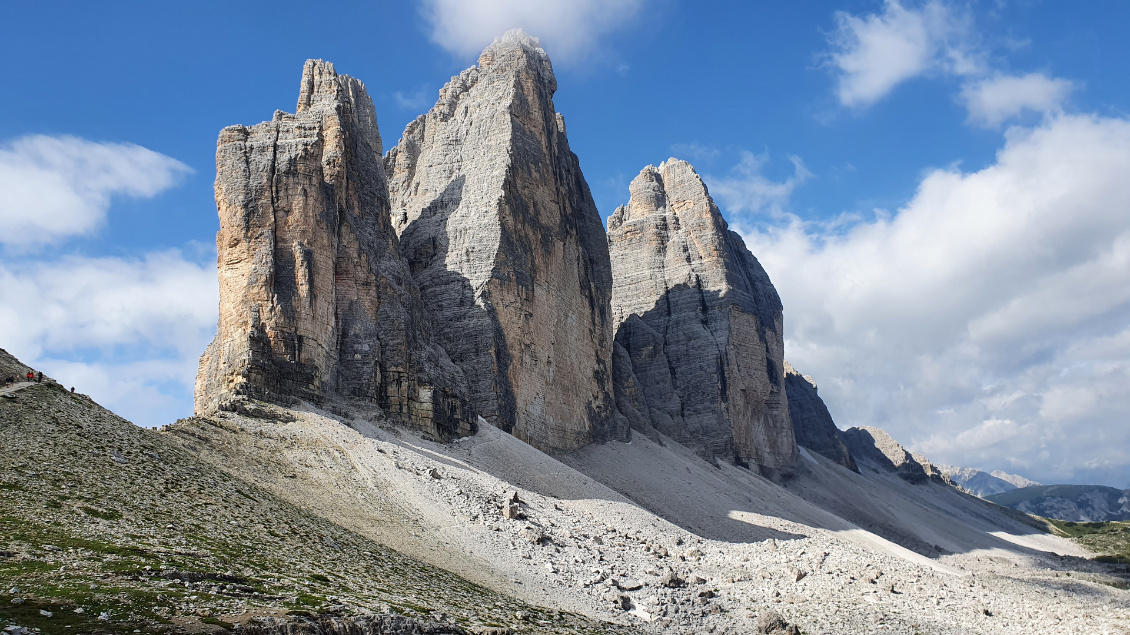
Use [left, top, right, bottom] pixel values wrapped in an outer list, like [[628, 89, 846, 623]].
[[70, 387, 75, 393], [4, 376, 12, 388], [36, 371, 43, 383], [26, 371, 34, 382]]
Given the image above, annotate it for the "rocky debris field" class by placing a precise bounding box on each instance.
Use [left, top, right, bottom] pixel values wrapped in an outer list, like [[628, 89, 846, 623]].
[[0, 381, 630, 634], [168, 400, 1130, 634]]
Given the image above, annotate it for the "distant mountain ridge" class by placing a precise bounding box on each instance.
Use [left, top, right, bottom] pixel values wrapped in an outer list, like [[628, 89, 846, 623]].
[[986, 484, 1130, 522], [991, 470, 1041, 490], [939, 465, 1040, 497]]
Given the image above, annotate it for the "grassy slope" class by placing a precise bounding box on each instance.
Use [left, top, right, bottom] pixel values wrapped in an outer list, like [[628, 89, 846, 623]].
[[0, 381, 629, 635], [1043, 519, 1130, 565]]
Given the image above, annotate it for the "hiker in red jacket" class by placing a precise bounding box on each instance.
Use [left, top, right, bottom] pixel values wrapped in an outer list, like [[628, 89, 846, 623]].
[[26, 371, 34, 382]]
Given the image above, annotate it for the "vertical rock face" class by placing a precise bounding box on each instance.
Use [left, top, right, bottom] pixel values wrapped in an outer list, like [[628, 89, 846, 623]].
[[195, 60, 474, 439], [384, 31, 617, 453], [784, 362, 857, 472], [607, 159, 796, 468]]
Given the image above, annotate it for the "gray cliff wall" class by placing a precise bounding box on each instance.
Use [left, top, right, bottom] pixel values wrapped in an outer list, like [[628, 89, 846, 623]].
[[195, 60, 475, 440], [384, 31, 617, 453], [784, 362, 857, 472], [607, 159, 796, 468]]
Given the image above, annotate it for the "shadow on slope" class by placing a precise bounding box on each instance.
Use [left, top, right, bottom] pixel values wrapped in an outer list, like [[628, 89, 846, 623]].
[[562, 429, 1093, 568], [783, 447, 1076, 559]]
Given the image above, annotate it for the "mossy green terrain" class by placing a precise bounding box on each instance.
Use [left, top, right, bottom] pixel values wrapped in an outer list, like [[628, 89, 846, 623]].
[[0, 381, 630, 634], [1044, 518, 1130, 565]]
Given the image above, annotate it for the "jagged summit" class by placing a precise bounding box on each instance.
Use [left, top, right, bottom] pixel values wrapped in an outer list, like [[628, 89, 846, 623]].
[[195, 59, 474, 440], [841, 425, 947, 485], [385, 35, 616, 453], [477, 29, 554, 79], [608, 158, 796, 468]]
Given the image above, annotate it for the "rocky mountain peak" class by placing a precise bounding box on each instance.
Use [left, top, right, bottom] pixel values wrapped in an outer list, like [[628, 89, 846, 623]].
[[784, 361, 857, 472], [385, 37, 616, 453], [196, 59, 474, 440], [610, 159, 721, 232], [477, 29, 555, 86], [608, 157, 796, 468], [297, 60, 340, 110], [841, 426, 946, 485]]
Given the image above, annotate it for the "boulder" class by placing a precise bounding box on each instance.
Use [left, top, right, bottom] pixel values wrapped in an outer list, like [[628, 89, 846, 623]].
[[607, 159, 796, 468], [755, 610, 801, 635], [195, 60, 474, 440], [385, 30, 618, 452]]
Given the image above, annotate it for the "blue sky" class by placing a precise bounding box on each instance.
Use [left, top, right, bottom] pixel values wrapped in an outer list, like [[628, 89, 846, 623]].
[[2, 1, 1129, 488]]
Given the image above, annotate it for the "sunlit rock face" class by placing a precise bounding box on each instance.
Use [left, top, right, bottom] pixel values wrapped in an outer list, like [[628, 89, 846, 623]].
[[384, 31, 618, 453], [607, 158, 797, 468], [196, 60, 474, 440]]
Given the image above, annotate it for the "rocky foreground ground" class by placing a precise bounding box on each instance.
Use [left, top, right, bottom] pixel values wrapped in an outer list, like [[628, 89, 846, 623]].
[[0, 379, 628, 634], [3, 358, 1129, 634], [167, 398, 1130, 634]]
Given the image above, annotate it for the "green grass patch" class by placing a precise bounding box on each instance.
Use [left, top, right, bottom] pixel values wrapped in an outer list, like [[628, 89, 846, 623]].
[[0, 593, 148, 634], [79, 506, 123, 521], [202, 615, 235, 630], [1045, 518, 1130, 564]]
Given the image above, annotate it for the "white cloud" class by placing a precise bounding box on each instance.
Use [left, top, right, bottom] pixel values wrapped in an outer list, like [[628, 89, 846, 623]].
[[669, 142, 721, 164], [0, 135, 191, 247], [40, 357, 201, 429], [825, 3, 1079, 127], [420, 0, 644, 63], [961, 73, 1075, 127], [393, 87, 432, 112], [919, 418, 1031, 455], [0, 250, 217, 427], [733, 114, 1130, 487], [706, 152, 813, 217], [828, 0, 978, 108]]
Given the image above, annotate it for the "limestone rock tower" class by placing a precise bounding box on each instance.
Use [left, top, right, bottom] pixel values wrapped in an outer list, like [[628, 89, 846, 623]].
[[385, 31, 617, 452], [607, 159, 797, 468], [195, 60, 474, 439]]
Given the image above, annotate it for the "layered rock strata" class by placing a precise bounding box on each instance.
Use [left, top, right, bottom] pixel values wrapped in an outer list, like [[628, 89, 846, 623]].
[[607, 159, 796, 468], [385, 31, 617, 452], [841, 426, 946, 485], [784, 362, 857, 472], [196, 60, 474, 439]]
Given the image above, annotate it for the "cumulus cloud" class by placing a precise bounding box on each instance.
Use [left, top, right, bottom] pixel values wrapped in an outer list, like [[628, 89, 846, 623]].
[[827, 0, 978, 108], [0, 135, 191, 247], [825, 2, 1076, 128], [707, 152, 813, 217], [733, 114, 1130, 487], [961, 73, 1076, 128], [0, 250, 217, 426], [419, 0, 644, 63]]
